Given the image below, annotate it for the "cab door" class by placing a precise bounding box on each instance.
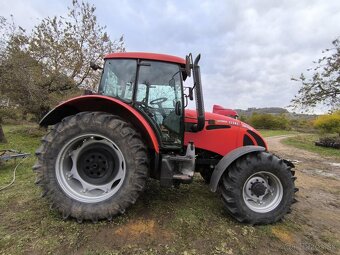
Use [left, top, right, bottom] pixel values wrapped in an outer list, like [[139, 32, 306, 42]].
[[135, 60, 184, 149]]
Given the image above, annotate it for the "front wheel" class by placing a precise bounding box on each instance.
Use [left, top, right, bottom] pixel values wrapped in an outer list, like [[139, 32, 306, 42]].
[[220, 152, 297, 224], [34, 112, 149, 222]]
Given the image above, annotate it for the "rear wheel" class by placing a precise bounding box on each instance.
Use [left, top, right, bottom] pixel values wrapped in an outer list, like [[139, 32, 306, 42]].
[[220, 152, 297, 224], [34, 112, 149, 222]]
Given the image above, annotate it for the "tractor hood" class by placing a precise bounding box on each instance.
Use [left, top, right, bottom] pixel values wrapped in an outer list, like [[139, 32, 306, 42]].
[[184, 109, 267, 155], [185, 109, 254, 130]]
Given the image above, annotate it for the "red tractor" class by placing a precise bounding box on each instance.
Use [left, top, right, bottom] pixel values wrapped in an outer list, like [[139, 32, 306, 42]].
[[213, 105, 239, 119], [35, 52, 297, 224]]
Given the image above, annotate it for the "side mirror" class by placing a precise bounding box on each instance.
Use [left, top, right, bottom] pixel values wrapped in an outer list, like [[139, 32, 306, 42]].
[[90, 61, 103, 71], [184, 95, 188, 107], [185, 55, 192, 77], [175, 101, 182, 116]]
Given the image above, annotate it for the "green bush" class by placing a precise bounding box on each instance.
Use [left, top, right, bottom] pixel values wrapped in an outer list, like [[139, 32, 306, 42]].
[[248, 113, 289, 130], [313, 110, 340, 136], [239, 115, 248, 123], [289, 118, 315, 132]]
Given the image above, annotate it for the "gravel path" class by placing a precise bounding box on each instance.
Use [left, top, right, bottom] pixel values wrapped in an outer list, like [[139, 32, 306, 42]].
[[265, 135, 340, 255]]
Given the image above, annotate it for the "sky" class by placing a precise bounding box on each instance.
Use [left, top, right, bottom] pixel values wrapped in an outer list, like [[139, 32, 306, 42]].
[[1, 0, 339, 113]]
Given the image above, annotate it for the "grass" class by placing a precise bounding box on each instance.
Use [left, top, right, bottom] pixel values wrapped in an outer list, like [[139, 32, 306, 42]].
[[258, 129, 299, 138], [258, 129, 339, 160], [282, 134, 340, 159], [0, 124, 338, 254]]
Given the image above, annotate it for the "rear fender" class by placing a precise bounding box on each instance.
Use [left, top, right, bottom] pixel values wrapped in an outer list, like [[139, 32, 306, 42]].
[[209, 146, 266, 192], [40, 95, 160, 153]]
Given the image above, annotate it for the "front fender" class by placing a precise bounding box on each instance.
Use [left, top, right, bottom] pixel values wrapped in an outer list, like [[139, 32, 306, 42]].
[[40, 95, 160, 153], [209, 146, 266, 192]]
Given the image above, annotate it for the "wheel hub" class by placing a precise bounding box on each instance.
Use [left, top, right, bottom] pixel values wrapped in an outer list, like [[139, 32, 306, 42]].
[[243, 172, 283, 213], [78, 145, 117, 185], [82, 152, 110, 179], [245, 176, 269, 199], [251, 181, 267, 197]]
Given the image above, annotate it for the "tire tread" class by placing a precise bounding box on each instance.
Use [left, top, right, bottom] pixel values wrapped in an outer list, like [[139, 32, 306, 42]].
[[33, 112, 149, 222]]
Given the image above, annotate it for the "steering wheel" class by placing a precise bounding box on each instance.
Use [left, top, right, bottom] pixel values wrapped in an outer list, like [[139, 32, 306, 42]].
[[150, 97, 168, 105], [149, 97, 168, 118]]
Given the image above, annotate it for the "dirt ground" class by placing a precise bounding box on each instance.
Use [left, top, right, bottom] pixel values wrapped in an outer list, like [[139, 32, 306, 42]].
[[1, 133, 339, 255], [265, 135, 340, 255], [76, 136, 340, 255]]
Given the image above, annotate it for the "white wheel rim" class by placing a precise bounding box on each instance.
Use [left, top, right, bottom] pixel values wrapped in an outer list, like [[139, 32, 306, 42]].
[[242, 171, 283, 213], [55, 134, 126, 203]]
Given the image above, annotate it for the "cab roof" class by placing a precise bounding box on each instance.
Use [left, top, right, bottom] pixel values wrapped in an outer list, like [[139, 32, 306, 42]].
[[104, 52, 186, 66]]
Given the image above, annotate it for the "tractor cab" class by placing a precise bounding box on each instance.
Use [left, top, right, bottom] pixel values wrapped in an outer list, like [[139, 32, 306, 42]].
[[97, 52, 205, 150], [98, 55, 183, 148], [94, 52, 206, 185]]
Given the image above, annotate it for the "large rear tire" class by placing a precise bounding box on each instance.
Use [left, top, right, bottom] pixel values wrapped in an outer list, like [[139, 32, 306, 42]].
[[34, 112, 149, 222], [220, 152, 297, 224]]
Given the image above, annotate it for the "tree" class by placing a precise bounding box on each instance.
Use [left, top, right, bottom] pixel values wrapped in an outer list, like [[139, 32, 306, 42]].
[[314, 110, 340, 136], [29, 0, 124, 90], [0, 114, 6, 143], [0, 0, 125, 121], [0, 108, 13, 143], [291, 37, 340, 111], [0, 16, 10, 143], [0, 124, 5, 143], [0, 44, 58, 121]]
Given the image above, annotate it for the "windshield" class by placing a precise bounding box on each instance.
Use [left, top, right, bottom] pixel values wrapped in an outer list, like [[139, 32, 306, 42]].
[[136, 61, 181, 108], [99, 59, 137, 101], [98, 58, 184, 148]]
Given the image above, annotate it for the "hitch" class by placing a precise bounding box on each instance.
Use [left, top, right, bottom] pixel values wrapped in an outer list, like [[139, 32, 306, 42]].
[[0, 149, 30, 191], [0, 150, 30, 163]]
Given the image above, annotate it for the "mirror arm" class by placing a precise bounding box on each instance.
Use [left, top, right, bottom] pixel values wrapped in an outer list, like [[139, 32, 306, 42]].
[[90, 61, 103, 71]]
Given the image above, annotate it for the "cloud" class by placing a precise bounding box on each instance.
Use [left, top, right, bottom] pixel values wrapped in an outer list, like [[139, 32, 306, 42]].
[[0, 0, 68, 31], [1, 0, 339, 113], [194, 0, 340, 111]]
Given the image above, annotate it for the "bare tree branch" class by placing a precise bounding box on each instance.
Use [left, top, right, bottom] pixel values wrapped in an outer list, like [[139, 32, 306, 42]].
[[291, 37, 340, 111]]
